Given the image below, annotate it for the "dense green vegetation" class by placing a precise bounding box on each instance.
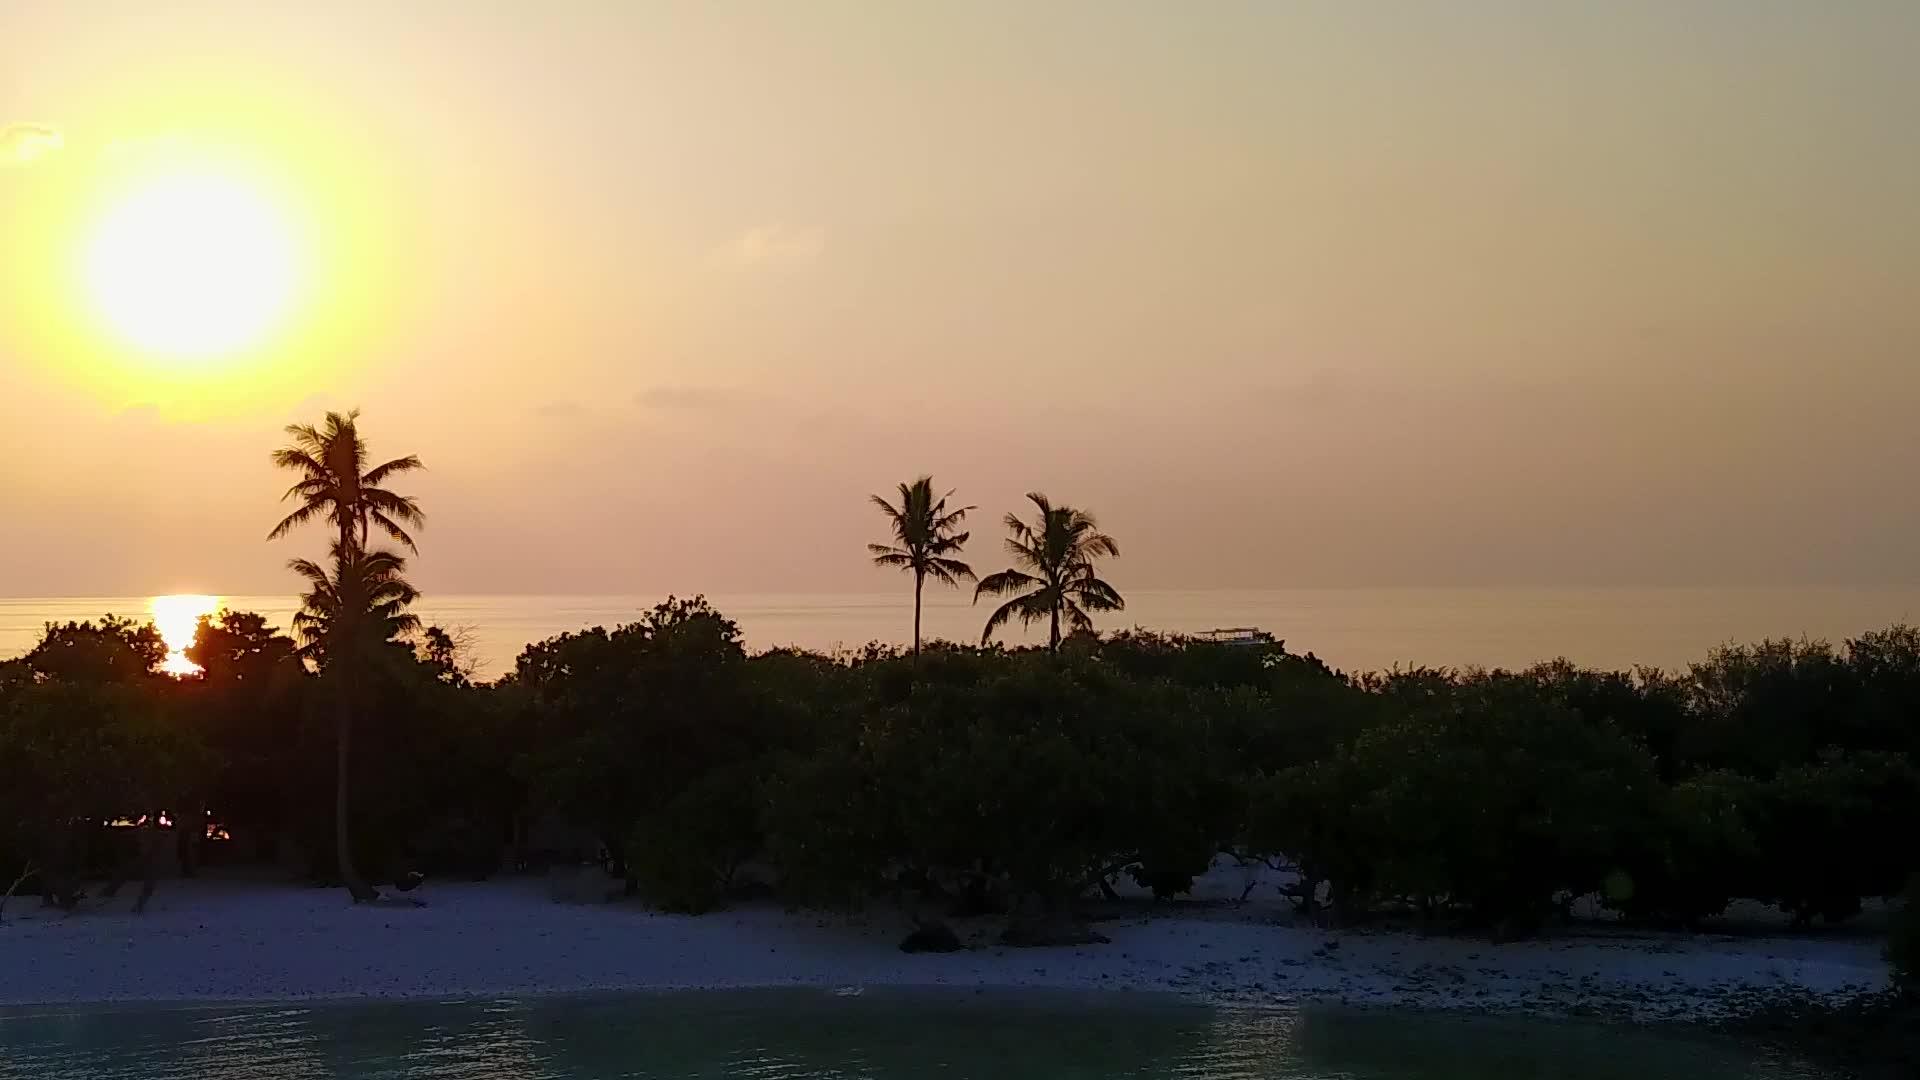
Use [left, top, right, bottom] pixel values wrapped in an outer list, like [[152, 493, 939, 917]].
[[0, 415, 1912, 984], [4, 607, 1917, 938]]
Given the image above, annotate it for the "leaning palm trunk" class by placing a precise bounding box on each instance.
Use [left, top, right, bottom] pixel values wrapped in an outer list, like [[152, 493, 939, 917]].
[[0, 861, 35, 924], [133, 811, 160, 913], [335, 672, 378, 902], [289, 545, 418, 903]]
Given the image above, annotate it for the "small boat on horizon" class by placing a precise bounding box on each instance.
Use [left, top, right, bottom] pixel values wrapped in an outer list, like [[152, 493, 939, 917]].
[[1194, 627, 1276, 646]]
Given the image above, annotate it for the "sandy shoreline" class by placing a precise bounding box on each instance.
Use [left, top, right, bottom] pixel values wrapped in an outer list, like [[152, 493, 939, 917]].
[[0, 875, 1888, 1021]]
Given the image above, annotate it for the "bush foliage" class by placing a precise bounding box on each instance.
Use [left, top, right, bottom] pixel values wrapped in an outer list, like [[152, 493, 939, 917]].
[[4, 606, 1918, 946]]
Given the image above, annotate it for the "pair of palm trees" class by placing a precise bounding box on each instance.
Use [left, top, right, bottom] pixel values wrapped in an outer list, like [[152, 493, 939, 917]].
[[869, 479, 1124, 653], [269, 410, 424, 903]]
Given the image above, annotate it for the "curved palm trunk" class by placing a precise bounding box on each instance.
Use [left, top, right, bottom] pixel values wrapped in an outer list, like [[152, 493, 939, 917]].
[[133, 810, 160, 914], [335, 673, 378, 902], [331, 520, 378, 903], [912, 569, 924, 656]]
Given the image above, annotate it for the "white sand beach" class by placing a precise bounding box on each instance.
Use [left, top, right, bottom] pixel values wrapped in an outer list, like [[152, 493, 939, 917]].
[[0, 871, 1889, 1020]]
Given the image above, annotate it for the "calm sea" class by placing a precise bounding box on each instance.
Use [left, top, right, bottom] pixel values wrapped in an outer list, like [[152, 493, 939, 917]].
[[3, 586, 1918, 680], [0, 990, 1831, 1079]]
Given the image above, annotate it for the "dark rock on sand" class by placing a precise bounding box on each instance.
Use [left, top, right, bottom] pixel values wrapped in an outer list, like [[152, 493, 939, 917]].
[[900, 921, 964, 953]]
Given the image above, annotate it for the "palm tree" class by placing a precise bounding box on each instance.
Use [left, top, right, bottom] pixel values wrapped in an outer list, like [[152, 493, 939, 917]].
[[869, 477, 975, 655], [269, 410, 426, 553], [270, 409, 424, 903], [288, 544, 421, 902], [975, 493, 1124, 650]]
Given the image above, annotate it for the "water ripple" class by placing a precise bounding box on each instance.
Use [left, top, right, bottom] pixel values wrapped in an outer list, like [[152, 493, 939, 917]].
[[0, 991, 1838, 1079]]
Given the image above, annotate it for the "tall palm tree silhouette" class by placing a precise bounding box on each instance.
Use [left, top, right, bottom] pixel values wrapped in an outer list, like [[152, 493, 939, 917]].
[[869, 477, 975, 655], [269, 409, 425, 553], [975, 493, 1123, 650], [270, 410, 424, 902]]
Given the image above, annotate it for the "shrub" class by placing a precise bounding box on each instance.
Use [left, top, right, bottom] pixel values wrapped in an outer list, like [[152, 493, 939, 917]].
[[1608, 770, 1758, 926], [1749, 752, 1920, 926], [627, 768, 764, 914]]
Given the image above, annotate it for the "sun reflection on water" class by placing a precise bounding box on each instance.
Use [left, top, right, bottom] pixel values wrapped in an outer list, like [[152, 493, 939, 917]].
[[149, 594, 223, 676]]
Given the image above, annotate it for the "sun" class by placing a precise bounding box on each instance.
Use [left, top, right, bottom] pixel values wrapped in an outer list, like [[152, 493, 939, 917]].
[[150, 594, 224, 676], [84, 168, 300, 360]]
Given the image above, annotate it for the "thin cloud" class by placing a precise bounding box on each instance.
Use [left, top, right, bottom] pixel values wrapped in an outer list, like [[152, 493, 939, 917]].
[[0, 123, 63, 166], [709, 224, 826, 269], [634, 385, 763, 411], [102, 133, 189, 162]]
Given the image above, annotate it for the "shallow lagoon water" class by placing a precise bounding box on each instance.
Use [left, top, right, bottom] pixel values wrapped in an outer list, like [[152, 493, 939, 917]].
[[0, 989, 1830, 1079]]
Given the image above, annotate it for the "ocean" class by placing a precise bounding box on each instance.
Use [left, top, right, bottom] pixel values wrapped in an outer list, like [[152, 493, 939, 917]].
[[4, 586, 1919, 680], [0, 990, 1827, 1079]]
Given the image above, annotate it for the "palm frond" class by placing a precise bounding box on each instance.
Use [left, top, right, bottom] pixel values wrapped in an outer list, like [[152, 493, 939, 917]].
[[979, 595, 1027, 644], [924, 556, 976, 587], [285, 557, 331, 587], [1003, 535, 1044, 566], [1070, 574, 1124, 609], [281, 477, 333, 501], [869, 493, 907, 529], [280, 424, 325, 456], [361, 455, 425, 486], [357, 547, 410, 575], [925, 531, 969, 557], [931, 509, 972, 533], [267, 502, 327, 541], [1078, 530, 1120, 560], [271, 447, 328, 477], [361, 488, 424, 522], [367, 509, 420, 553], [974, 569, 1040, 599], [1062, 597, 1094, 633]]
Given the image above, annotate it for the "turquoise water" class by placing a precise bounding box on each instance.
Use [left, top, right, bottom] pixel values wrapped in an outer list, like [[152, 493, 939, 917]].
[[0, 990, 1828, 1079]]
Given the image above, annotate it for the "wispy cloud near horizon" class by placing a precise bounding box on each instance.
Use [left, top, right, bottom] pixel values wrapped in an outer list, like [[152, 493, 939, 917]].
[[0, 123, 63, 166], [634, 384, 764, 411], [709, 224, 826, 269]]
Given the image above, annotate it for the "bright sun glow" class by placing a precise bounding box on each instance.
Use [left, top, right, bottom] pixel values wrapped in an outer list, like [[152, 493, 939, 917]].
[[150, 594, 224, 676], [85, 169, 299, 359]]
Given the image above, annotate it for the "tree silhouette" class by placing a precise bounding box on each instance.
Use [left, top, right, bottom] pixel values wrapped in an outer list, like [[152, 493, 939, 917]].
[[869, 476, 975, 655], [269, 410, 425, 553], [288, 544, 421, 902], [975, 493, 1124, 650], [271, 409, 425, 903]]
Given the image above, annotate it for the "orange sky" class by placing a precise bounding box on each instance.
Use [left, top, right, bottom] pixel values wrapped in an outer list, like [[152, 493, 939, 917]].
[[2, 1, 1917, 596]]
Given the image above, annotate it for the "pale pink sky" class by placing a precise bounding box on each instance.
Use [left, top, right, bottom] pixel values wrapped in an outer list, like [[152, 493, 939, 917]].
[[1, 1, 1916, 597]]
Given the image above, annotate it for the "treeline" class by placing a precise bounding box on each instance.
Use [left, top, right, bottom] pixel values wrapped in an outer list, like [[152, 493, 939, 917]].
[[2, 601, 1916, 968], [0, 612, 487, 912], [513, 608, 1920, 952]]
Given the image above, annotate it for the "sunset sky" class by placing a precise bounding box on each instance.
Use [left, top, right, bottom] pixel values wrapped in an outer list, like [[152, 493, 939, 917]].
[[2, 1, 1916, 598]]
